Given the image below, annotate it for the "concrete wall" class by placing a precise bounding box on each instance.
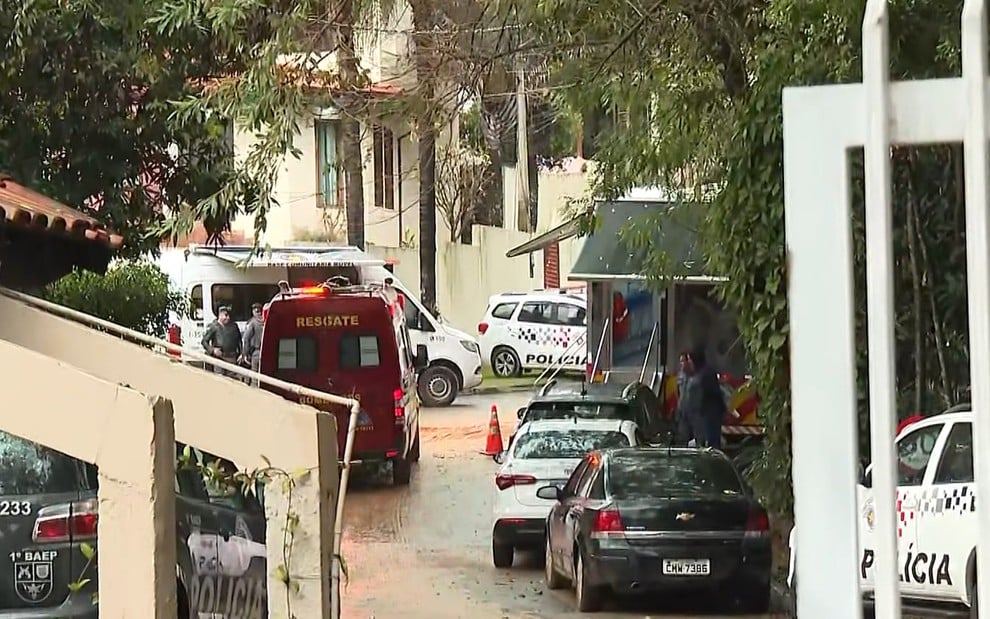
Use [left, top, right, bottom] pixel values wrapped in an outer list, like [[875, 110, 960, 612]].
[[0, 338, 176, 618], [0, 295, 338, 619], [536, 158, 596, 285]]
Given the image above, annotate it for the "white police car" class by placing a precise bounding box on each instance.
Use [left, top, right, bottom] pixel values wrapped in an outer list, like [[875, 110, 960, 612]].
[[477, 290, 588, 377], [788, 406, 979, 616]]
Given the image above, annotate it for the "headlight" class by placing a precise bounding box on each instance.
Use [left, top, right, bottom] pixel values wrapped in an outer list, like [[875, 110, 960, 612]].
[[459, 340, 479, 354]]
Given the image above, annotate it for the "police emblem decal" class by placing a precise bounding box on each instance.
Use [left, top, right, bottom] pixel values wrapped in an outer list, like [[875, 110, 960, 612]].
[[14, 560, 53, 603]]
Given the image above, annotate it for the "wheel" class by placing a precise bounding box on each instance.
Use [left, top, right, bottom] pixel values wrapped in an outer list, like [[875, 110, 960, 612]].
[[545, 535, 567, 589], [492, 539, 514, 568], [491, 347, 522, 378], [177, 580, 191, 619], [737, 581, 770, 613], [575, 549, 602, 612], [418, 365, 459, 407], [392, 457, 411, 485], [408, 425, 421, 462]]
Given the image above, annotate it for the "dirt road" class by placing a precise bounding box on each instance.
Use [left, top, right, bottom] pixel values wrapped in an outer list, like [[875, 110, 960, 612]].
[[340, 392, 776, 619]]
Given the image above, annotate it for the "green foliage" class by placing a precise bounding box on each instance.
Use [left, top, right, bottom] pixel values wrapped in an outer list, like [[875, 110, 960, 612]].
[[43, 261, 183, 336], [536, 0, 972, 520]]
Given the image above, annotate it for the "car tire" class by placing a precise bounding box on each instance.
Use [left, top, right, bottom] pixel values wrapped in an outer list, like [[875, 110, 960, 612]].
[[492, 540, 514, 568], [970, 571, 979, 619], [545, 535, 567, 590], [392, 457, 412, 485], [409, 425, 421, 462], [575, 549, 602, 612], [491, 347, 522, 378], [418, 365, 458, 407]]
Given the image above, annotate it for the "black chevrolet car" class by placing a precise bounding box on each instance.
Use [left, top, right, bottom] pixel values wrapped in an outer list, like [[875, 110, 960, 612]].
[[541, 447, 771, 613], [0, 431, 267, 617]]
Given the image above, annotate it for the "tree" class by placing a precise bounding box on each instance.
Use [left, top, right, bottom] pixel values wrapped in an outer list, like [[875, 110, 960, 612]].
[[435, 143, 495, 243], [533, 0, 968, 520], [336, 0, 367, 249], [44, 261, 183, 336]]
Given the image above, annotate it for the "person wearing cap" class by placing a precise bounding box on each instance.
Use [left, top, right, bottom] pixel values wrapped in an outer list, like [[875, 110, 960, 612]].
[[201, 306, 242, 376], [241, 302, 266, 378]]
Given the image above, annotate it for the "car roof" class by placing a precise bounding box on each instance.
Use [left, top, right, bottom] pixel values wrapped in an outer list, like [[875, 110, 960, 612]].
[[529, 380, 635, 404], [489, 291, 586, 305], [604, 446, 731, 463], [517, 418, 636, 434]]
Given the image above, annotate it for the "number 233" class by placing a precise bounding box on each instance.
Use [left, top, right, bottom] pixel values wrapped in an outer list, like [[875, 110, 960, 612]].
[[0, 500, 31, 516]]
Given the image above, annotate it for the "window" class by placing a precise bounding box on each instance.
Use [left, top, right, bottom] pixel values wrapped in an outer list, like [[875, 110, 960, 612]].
[[555, 304, 586, 327], [190, 284, 204, 321], [511, 430, 630, 460], [562, 460, 590, 497], [339, 334, 381, 369], [210, 284, 280, 322], [491, 303, 518, 320], [315, 120, 344, 208], [607, 453, 743, 499], [575, 464, 599, 497], [0, 432, 88, 495], [523, 402, 630, 423], [518, 302, 554, 324], [277, 337, 318, 372], [402, 296, 435, 332], [935, 423, 973, 484], [896, 424, 944, 486], [372, 125, 396, 210]]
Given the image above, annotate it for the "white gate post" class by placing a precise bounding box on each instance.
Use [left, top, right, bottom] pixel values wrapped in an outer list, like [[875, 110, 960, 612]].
[[784, 1, 990, 617], [962, 2, 990, 616]]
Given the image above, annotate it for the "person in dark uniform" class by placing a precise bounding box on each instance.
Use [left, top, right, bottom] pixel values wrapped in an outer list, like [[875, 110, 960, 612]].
[[679, 347, 727, 449], [201, 306, 242, 377]]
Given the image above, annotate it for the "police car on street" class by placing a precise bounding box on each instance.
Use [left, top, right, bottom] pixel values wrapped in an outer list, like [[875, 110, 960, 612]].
[[788, 405, 979, 617]]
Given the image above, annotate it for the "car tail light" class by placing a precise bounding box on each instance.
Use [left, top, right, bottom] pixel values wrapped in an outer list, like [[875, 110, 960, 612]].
[[33, 499, 98, 543], [745, 507, 770, 538], [495, 473, 536, 490], [167, 324, 181, 358], [478, 322, 489, 335], [394, 388, 405, 424], [590, 508, 625, 539]]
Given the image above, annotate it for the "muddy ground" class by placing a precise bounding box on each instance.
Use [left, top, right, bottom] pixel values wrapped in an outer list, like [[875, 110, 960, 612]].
[[340, 392, 779, 619]]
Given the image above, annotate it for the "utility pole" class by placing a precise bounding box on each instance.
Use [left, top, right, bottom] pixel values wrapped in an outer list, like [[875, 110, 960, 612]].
[[515, 66, 530, 233]]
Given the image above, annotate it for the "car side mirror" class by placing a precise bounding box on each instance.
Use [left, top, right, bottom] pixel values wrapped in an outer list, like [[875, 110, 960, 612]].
[[414, 344, 429, 370], [493, 451, 507, 464], [516, 407, 526, 420], [536, 485, 562, 501]]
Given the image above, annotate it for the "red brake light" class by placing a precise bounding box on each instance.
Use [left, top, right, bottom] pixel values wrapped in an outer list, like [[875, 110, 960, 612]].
[[746, 507, 770, 537], [394, 388, 405, 421], [495, 473, 536, 491], [33, 500, 98, 543], [478, 322, 489, 335], [590, 508, 625, 537]]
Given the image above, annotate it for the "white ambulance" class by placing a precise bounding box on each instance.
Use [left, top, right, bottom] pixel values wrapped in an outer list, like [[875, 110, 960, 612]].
[[787, 405, 979, 617], [158, 245, 483, 406]]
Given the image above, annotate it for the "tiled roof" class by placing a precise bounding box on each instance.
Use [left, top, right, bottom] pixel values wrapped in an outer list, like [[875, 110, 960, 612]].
[[0, 175, 123, 248]]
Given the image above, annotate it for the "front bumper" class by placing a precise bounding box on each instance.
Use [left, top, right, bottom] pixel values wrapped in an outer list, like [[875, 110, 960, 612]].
[[492, 518, 546, 548], [585, 537, 772, 594], [462, 362, 483, 390]]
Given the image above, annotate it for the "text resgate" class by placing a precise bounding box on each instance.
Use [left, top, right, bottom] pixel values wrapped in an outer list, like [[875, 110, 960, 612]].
[[295, 315, 360, 328]]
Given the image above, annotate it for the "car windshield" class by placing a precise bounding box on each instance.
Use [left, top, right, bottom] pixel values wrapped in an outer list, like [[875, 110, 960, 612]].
[[512, 429, 630, 460], [0, 431, 84, 495], [608, 454, 743, 499], [524, 402, 630, 422]]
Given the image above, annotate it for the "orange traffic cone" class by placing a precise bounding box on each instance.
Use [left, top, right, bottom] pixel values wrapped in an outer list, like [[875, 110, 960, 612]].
[[482, 404, 504, 456]]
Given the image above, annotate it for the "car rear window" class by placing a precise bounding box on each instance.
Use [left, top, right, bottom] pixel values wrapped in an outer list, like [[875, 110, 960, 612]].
[[608, 454, 743, 499], [512, 429, 630, 460], [277, 336, 319, 371], [525, 402, 630, 423], [339, 334, 381, 368], [491, 303, 517, 320], [0, 432, 84, 495]]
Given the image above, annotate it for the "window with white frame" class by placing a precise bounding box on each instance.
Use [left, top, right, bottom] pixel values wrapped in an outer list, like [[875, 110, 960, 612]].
[[372, 125, 396, 210], [315, 120, 344, 208]]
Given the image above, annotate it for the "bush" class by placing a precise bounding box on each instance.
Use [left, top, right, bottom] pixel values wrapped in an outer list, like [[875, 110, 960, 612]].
[[44, 261, 183, 336]]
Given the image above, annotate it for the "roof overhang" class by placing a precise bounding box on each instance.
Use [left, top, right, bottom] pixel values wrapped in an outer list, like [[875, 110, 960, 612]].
[[189, 245, 389, 268], [569, 274, 727, 283], [505, 218, 582, 258]]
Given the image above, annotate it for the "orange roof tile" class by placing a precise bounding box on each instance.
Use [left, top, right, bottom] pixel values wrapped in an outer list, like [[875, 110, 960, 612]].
[[0, 175, 123, 248]]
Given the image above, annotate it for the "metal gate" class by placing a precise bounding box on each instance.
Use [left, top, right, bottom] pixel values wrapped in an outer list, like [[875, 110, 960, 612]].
[[784, 0, 990, 617]]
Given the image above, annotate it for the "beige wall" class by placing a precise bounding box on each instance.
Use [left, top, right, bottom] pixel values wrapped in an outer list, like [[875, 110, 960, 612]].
[[0, 296, 338, 619], [0, 339, 177, 618], [536, 158, 596, 285]]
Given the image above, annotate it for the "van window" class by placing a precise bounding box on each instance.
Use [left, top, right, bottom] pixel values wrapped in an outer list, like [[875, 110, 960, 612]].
[[555, 303, 586, 326], [492, 303, 517, 320], [402, 296, 435, 332], [277, 337, 319, 372], [211, 283, 280, 321], [340, 334, 381, 368], [0, 431, 86, 495], [518, 302, 554, 324], [934, 423, 973, 484], [896, 423, 944, 486], [190, 284, 204, 320]]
